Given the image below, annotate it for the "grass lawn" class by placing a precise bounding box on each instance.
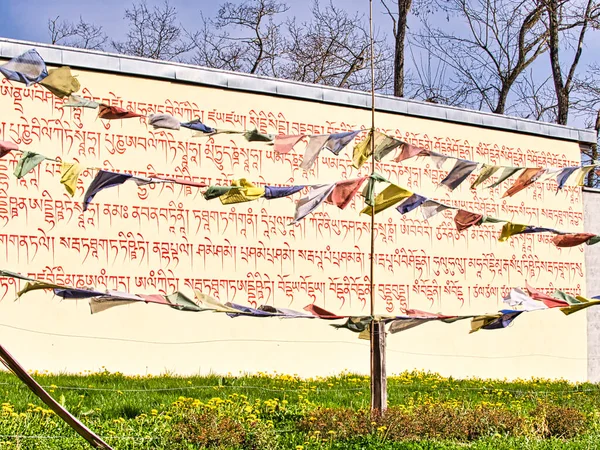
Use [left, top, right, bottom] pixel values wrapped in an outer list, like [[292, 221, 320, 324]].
[[0, 369, 599, 448]]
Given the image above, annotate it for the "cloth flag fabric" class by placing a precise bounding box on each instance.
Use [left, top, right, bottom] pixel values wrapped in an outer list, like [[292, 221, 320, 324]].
[[352, 131, 372, 169], [394, 142, 427, 163], [17, 281, 62, 298], [226, 302, 274, 318], [373, 134, 402, 161], [14, 151, 46, 178], [352, 131, 401, 168], [498, 223, 529, 242], [304, 304, 344, 319], [556, 167, 579, 189], [503, 288, 547, 311], [421, 200, 454, 220], [166, 292, 205, 312], [454, 210, 483, 232], [292, 184, 336, 224], [61, 95, 99, 109], [324, 130, 361, 155], [520, 226, 558, 234], [326, 177, 367, 210], [331, 316, 372, 333], [487, 167, 522, 189], [60, 162, 83, 196], [194, 290, 237, 312], [83, 171, 133, 211], [53, 288, 105, 299], [98, 105, 144, 120], [428, 151, 449, 169], [525, 282, 569, 308], [203, 186, 235, 200], [470, 165, 500, 189], [180, 120, 215, 133], [360, 184, 412, 216], [243, 129, 274, 142], [219, 179, 265, 204], [274, 135, 303, 154], [440, 159, 479, 191], [264, 185, 305, 199], [258, 305, 313, 317], [39, 66, 80, 98], [470, 311, 523, 333], [0, 141, 18, 158], [148, 114, 180, 130], [574, 166, 596, 186], [502, 168, 545, 198], [361, 173, 389, 207], [300, 135, 329, 170], [0, 49, 48, 86], [552, 233, 597, 247], [396, 193, 427, 215], [560, 295, 600, 315], [587, 236, 600, 246]]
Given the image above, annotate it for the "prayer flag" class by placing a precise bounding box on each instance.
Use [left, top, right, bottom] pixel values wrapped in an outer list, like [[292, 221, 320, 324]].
[[300, 135, 329, 170], [60, 162, 83, 197], [292, 184, 336, 224], [440, 159, 479, 191], [264, 185, 305, 199], [98, 105, 144, 120], [39, 66, 80, 98], [360, 184, 412, 216], [454, 210, 483, 232], [324, 130, 361, 155], [219, 179, 265, 204], [0, 49, 47, 86], [502, 168, 545, 198], [326, 177, 367, 210], [396, 193, 427, 215], [552, 233, 597, 247], [148, 114, 180, 130], [14, 151, 46, 179], [83, 171, 133, 211], [274, 135, 303, 154]]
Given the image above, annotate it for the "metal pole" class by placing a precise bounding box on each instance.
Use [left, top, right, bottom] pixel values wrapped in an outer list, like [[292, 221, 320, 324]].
[[0, 343, 114, 449], [368, 0, 387, 414]]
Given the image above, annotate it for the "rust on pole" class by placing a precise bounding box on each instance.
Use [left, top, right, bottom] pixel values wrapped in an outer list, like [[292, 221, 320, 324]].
[[368, 0, 387, 414], [0, 343, 114, 449]]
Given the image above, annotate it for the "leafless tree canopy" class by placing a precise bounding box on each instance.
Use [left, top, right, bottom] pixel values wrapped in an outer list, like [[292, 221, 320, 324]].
[[48, 16, 108, 50], [112, 0, 195, 60], [410, 0, 548, 115]]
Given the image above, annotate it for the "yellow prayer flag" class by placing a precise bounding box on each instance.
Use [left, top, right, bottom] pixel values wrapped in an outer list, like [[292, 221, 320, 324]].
[[60, 162, 83, 197], [352, 131, 372, 169], [469, 314, 501, 333], [40, 66, 81, 98], [498, 223, 528, 242], [17, 281, 62, 298], [219, 178, 265, 204], [360, 184, 412, 216], [193, 290, 237, 312], [560, 295, 600, 315], [470, 165, 500, 190], [574, 166, 596, 186]]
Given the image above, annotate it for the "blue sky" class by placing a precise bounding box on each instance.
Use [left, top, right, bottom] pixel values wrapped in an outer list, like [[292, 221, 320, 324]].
[[0, 0, 390, 46]]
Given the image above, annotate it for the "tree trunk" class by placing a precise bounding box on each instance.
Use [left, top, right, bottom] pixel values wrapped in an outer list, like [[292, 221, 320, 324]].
[[546, 0, 569, 124], [394, 0, 412, 97]]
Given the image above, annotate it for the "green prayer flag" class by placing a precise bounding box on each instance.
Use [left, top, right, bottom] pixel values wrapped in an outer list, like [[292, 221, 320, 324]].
[[587, 236, 600, 246], [165, 292, 206, 312], [14, 151, 46, 179], [203, 186, 236, 200], [362, 173, 389, 206], [243, 129, 274, 142]]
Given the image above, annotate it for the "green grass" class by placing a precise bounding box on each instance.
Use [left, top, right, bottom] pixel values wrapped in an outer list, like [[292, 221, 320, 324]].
[[0, 369, 599, 448]]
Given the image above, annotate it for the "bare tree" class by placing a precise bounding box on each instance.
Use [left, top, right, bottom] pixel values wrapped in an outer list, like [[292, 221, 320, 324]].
[[190, 0, 288, 75], [381, 0, 412, 97], [541, 0, 600, 125], [112, 0, 195, 60], [283, 1, 392, 91], [411, 0, 548, 114], [48, 16, 107, 50]]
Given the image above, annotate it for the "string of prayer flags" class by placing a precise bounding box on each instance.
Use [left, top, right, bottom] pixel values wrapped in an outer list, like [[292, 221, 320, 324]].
[[360, 183, 413, 216], [14, 151, 46, 179], [61, 94, 99, 109], [219, 179, 265, 204], [180, 120, 216, 134], [39, 66, 80, 98], [98, 104, 145, 120], [440, 159, 479, 191], [148, 114, 180, 130], [292, 183, 336, 224], [0, 49, 47, 86], [59, 162, 83, 197], [274, 135, 304, 154]]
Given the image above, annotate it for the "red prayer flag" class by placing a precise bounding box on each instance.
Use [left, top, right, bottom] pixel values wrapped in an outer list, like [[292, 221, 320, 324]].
[[502, 168, 544, 198], [0, 140, 18, 158], [454, 209, 483, 232], [98, 104, 145, 120], [325, 177, 368, 210], [552, 233, 596, 247], [274, 135, 304, 154], [303, 304, 344, 319], [394, 142, 427, 163], [525, 281, 568, 308]]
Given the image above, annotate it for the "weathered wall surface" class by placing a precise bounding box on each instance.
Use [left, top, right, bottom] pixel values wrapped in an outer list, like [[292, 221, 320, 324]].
[[0, 42, 591, 380]]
